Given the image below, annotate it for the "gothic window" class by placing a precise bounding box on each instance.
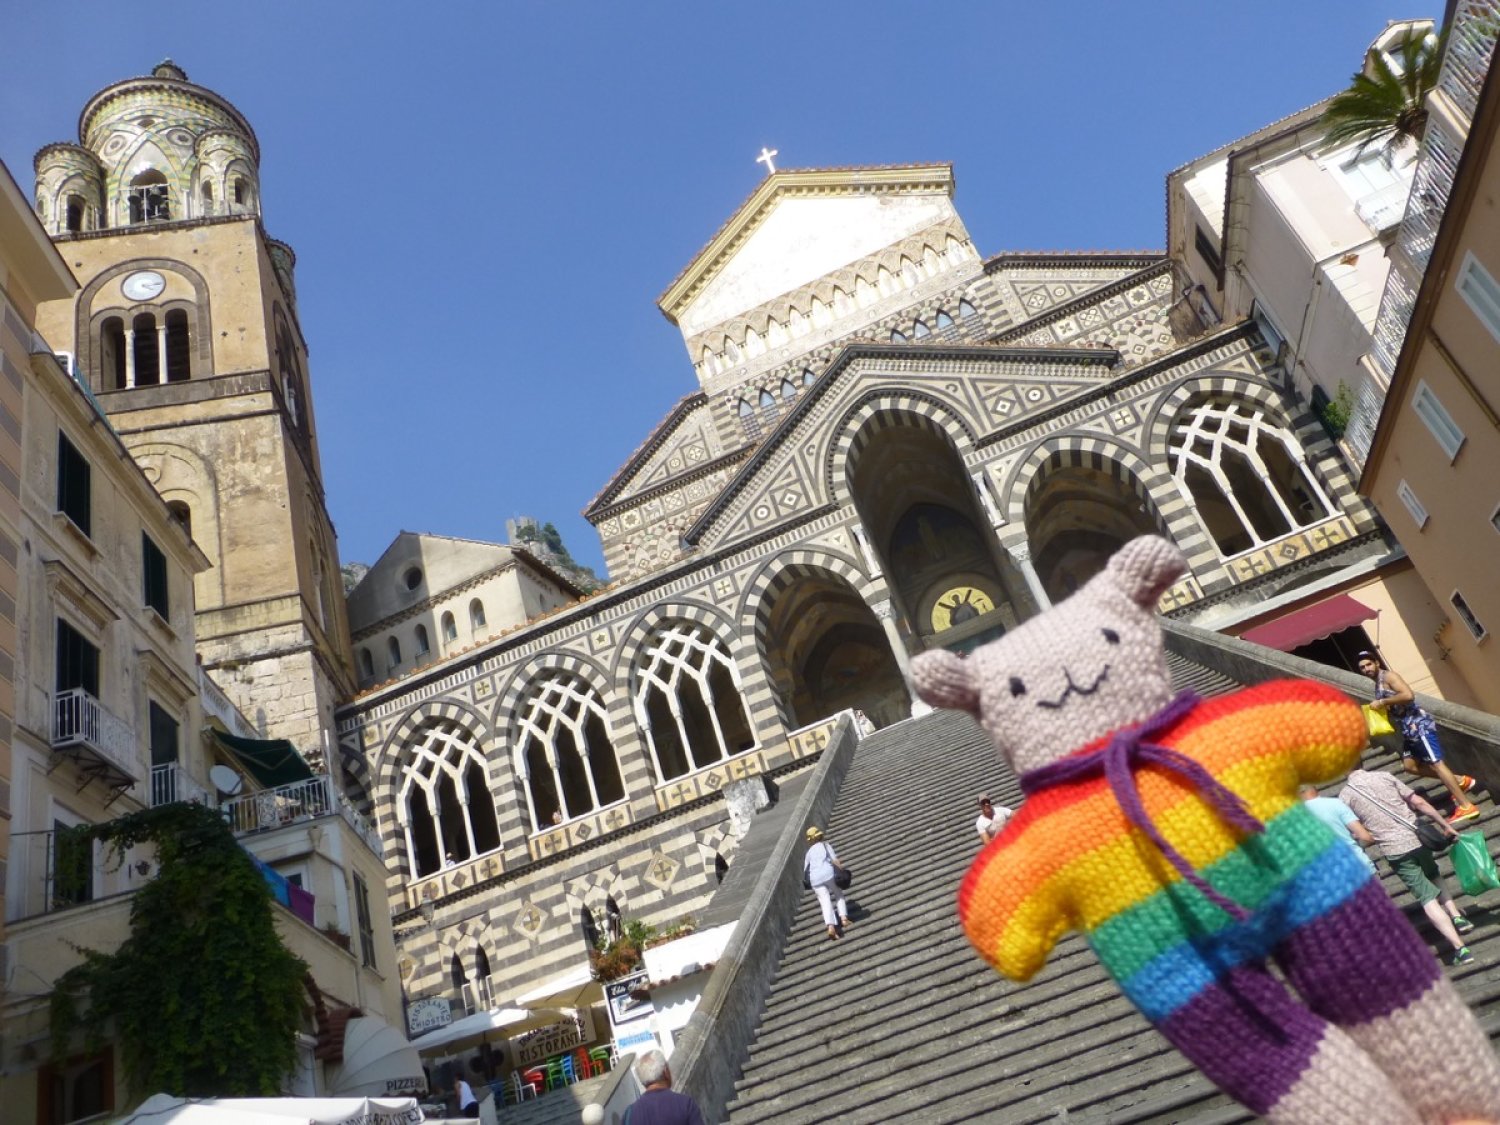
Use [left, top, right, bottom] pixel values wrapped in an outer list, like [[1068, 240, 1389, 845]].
[[101, 317, 126, 389], [737, 399, 754, 418], [758, 389, 776, 422], [200, 181, 214, 216], [833, 288, 852, 317], [469, 599, 486, 631], [128, 170, 170, 223], [1169, 399, 1334, 558], [959, 299, 978, 319], [780, 378, 796, 400], [632, 622, 755, 784], [441, 612, 457, 643], [515, 673, 625, 830], [387, 635, 402, 671], [233, 178, 248, 206], [272, 306, 307, 432], [65, 195, 85, 233], [359, 648, 374, 679], [164, 309, 190, 381], [132, 313, 160, 386], [901, 257, 920, 286], [450, 952, 467, 991], [935, 309, 954, 328], [802, 369, 815, 386], [913, 319, 930, 338], [890, 329, 907, 343], [415, 624, 431, 657], [398, 721, 502, 877]]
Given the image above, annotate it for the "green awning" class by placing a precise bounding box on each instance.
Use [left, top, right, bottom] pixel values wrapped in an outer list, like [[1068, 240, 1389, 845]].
[[212, 730, 314, 788]]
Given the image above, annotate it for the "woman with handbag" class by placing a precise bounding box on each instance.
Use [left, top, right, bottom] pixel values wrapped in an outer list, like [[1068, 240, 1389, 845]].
[[1340, 768, 1477, 965], [1358, 650, 1480, 823], [803, 826, 852, 941]]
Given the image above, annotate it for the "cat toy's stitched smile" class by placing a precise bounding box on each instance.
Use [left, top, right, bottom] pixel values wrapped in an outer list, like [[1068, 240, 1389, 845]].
[[1037, 665, 1110, 710]]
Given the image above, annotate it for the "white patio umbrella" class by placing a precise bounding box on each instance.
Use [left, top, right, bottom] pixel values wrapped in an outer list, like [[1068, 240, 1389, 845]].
[[512, 962, 604, 1010], [327, 1017, 426, 1098], [115, 1093, 422, 1125], [407, 1005, 567, 1055]]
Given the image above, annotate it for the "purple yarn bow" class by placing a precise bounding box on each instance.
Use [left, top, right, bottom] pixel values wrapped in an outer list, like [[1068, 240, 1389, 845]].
[[1019, 689, 1264, 921]]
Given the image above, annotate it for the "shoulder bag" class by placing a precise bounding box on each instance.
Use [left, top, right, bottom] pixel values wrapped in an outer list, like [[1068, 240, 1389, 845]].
[[1346, 776, 1452, 854]]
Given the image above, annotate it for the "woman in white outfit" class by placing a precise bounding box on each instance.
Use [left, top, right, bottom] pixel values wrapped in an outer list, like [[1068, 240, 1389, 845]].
[[803, 826, 851, 941]]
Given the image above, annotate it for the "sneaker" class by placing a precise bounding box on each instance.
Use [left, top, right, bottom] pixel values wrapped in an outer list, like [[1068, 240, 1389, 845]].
[[1459, 775, 1478, 793], [1448, 804, 1482, 824], [1451, 946, 1475, 966], [1454, 915, 1476, 935]]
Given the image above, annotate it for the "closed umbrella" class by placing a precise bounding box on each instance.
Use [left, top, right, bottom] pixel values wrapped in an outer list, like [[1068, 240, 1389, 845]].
[[407, 1006, 566, 1055]]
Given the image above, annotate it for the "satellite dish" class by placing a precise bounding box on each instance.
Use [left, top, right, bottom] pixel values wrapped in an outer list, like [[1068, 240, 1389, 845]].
[[209, 764, 243, 796]]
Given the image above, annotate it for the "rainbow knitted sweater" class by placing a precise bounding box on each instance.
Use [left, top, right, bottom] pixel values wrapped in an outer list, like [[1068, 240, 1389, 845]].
[[958, 680, 1368, 1018]]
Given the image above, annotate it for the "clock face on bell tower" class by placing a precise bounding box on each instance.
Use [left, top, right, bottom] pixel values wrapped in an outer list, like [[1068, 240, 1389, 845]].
[[931, 585, 995, 632]]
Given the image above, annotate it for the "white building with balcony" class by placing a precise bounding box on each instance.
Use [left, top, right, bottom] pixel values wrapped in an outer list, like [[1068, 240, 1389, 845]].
[[1169, 20, 1434, 424], [0, 162, 406, 1117]]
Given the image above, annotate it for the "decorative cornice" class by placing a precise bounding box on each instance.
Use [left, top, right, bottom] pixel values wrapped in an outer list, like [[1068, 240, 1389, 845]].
[[983, 250, 1163, 272], [587, 448, 750, 525], [657, 164, 955, 323]]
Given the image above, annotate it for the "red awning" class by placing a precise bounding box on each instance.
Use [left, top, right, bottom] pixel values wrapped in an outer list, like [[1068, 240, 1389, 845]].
[[1239, 594, 1378, 652]]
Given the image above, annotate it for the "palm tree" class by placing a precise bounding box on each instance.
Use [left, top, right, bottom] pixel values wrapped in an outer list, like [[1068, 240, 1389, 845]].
[[1321, 29, 1447, 154]]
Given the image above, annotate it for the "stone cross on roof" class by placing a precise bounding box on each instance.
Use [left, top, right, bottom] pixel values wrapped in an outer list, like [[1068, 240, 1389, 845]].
[[756, 147, 778, 175]]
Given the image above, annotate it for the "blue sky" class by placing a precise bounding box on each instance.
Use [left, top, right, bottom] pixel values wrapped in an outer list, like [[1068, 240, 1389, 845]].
[[2, 2, 1434, 574]]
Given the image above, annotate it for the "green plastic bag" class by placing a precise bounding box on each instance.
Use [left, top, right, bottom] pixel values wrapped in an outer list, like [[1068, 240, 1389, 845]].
[[1451, 830, 1500, 897]]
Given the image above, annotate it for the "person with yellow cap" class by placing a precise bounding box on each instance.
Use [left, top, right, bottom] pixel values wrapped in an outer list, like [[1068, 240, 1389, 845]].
[[802, 826, 852, 940]]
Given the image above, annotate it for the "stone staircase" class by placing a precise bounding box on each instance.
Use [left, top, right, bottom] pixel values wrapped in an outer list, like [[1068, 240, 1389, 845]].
[[721, 669, 1500, 1123]]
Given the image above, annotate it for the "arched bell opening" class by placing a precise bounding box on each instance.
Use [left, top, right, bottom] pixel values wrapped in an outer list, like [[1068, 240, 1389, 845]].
[[1025, 464, 1162, 603], [758, 570, 909, 730]]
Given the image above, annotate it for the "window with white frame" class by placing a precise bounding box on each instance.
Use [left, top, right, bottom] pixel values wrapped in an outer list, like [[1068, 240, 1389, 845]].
[[1411, 380, 1465, 461], [1169, 398, 1335, 557], [514, 673, 625, 830], [1456, 251, 1500, 344], [397, 720, 501, 878], [1451, 590, 1487, 642], [632, 622, 755, 783], [1396, 480, 1429, 529]]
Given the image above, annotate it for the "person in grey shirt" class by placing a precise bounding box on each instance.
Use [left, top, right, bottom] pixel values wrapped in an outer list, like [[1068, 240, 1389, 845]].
[[1339, 769, 1475, 965], [803, 826, 851, 941]]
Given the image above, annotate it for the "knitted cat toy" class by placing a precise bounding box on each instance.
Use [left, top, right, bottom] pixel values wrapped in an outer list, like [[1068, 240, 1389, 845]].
[[911, 535, 1500, 1124]]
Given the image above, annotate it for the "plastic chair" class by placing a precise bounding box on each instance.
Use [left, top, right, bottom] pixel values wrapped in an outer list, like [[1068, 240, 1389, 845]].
[[516, 1069, 543, 1100], [544, 1057, 566, 1090], [589, 1046, 612, 1074], [573, 1048, 597, 1078], [559, 1053, 580, 1085]]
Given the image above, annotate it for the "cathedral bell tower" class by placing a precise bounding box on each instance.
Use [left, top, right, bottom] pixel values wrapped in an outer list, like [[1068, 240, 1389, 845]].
[[32, 60, 356, 761]]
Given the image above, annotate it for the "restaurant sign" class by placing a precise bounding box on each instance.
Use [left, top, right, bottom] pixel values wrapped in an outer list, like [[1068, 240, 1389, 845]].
[[407, 997, 452, 1037], [513, 1009, 594, 1068]]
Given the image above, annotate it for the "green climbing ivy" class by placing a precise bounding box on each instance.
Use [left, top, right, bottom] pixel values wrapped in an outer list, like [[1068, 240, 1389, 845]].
[[49, 802, 308, 1098]]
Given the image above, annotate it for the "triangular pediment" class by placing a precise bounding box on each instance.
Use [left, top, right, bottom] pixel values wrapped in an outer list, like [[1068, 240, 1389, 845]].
[[685, 345, 1118, 553], [659, 165, 957, 337]]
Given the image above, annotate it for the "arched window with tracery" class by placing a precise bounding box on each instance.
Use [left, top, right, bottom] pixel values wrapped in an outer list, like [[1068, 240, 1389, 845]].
[[632, 622, 755, 784], [514, 673, 625, 830], [1169, 398, 1335, 558], [398, 721, 502, 877]]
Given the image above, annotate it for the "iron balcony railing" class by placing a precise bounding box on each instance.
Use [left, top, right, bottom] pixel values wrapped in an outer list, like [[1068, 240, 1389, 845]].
[[149, 762, 213, 808], [52, 687, 138, 786], [221, 774, 383, 856]]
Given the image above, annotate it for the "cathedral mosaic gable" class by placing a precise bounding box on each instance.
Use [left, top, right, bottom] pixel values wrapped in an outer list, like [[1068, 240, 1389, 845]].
[[691, 357, 1117, 554], [606, 401, 722, 503], [1000, 267, 1179, 363]]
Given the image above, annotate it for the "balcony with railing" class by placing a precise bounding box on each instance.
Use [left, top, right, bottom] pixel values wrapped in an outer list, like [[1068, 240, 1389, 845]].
[[150, 762, 213, 808], [1352, 0, 1498, 466], [52, 687, 139, 795], [221, 774, 383, 856]]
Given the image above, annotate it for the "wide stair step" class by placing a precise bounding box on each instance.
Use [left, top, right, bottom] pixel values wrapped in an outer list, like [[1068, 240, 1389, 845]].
[[723, 671, 1500, 1123]]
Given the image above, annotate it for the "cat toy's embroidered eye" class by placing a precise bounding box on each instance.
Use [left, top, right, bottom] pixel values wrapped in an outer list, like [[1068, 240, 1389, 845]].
[[1008, 676, 1027, 697], [1102, 628, 1120, 645]]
